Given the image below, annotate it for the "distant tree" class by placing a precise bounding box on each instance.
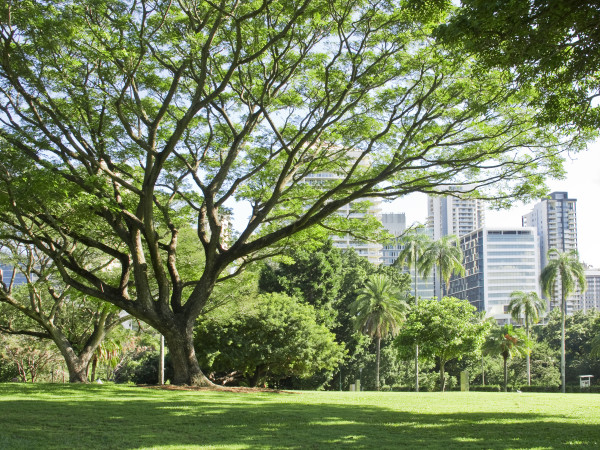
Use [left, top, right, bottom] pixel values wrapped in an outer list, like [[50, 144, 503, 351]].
[[395, 297, 490, 391], [536, 309, 600, 384], [420, 235, 465, 299], [259, 240, 343, 327], [394, 229, 432, 392], [540, 249, 587, 392], [351, 274, 409, 390], [0, 334, 61, 383], [484, 324, 529, 392], [592, 334, 600, 359], [0, 242, 130, 382], [508, 290, 547, 385], [195, 293, 344, 387]]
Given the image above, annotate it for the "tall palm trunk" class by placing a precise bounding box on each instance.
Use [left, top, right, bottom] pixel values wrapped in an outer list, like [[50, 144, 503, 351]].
[[561, 290, 566, 394], [525, 320, 531, 386], [376, 336, 381, 391], [503, 353, 508, 392], [414, 266, 419, 393]]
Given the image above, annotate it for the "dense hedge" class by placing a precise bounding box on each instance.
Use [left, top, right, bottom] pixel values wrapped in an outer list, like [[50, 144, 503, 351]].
[[469, 385, 502, 392], [114, 351, 173, 385], [518, 384, 600, 393]]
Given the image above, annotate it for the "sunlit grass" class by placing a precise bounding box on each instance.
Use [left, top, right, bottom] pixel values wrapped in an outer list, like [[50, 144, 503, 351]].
[[1, 384, 599, 449]]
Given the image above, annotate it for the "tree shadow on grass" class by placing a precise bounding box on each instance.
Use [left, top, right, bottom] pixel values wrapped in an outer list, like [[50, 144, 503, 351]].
[[1, 385, 599, 449]]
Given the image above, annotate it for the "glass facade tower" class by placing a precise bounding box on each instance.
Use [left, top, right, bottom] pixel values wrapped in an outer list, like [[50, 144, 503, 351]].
[[448, 227, 541, 323]]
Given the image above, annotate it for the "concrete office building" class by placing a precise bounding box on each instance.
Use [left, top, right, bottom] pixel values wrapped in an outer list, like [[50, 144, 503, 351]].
[[523, 191, 578, 311], [447, 227, 541, 323]]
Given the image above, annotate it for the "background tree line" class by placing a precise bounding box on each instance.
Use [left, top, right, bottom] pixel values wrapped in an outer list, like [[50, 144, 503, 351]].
[[2, 240, 600, 391]]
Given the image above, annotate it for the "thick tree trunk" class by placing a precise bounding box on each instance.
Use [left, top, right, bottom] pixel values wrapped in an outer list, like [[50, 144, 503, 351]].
[[65, 357, 91, 383], [163, 323, 213, 386], [50, 331, 93, 383]]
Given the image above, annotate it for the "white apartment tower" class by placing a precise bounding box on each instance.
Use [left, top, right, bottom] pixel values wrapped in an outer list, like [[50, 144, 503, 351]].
[[522, 191, 578, 311], [380, 214, 436, 299], [522, 191, 578, 270], [427, 191, 485, 240], [304, 164, 383, 265], [380, 213, 407, 266], [573, 267, 600, 313]]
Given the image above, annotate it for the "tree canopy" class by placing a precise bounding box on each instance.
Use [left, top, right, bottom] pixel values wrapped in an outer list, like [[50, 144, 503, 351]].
[[194, 292, 344, 387], [0, 0, 585, 384], [395, 296, 489, 391], [438, 0, 600, 131]]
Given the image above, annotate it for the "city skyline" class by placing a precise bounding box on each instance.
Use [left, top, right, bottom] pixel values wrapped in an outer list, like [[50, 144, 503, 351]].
[[383, 139, 600, 268]]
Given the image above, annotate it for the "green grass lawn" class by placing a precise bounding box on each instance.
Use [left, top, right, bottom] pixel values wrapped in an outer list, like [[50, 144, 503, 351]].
[[1, 384, 599, 449]]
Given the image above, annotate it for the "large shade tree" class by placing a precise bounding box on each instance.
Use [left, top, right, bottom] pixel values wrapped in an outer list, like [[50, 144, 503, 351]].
[[508, 290, 546, 386], [540, 249, 587, 393], [394, 228, 431, 392], [351, 274, 408, 390], [195, 292, 344, 387], [0, 0, 586, 384]]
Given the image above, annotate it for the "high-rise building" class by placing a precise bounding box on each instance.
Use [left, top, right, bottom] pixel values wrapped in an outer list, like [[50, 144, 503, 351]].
[[380, 213, 406, 267], [304, 170, 383, 265], [523, 191, 578, 311], [427, 188, 485, 299], [427, 189, 485, 240], [573, 267, 600, 313], [0, 264, 28, 288], [522, 191, 578, 270], [447, 227, 541, 323]]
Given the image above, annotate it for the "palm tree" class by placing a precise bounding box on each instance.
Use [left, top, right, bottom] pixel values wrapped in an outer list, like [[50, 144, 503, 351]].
[[395, 230, 431, 392], [351, 274, 409, 390], [508, 291, 547, 386], [540, 249, 587, 393], [591, 334, 600, 359], [484, 324, 529, 392], [420, 235, 465, 299]]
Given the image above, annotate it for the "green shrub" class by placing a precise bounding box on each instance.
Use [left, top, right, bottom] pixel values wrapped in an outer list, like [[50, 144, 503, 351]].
[[0, 358, 19, 382], [114, 351, 173, 385], [470, 385, 502, 392]]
